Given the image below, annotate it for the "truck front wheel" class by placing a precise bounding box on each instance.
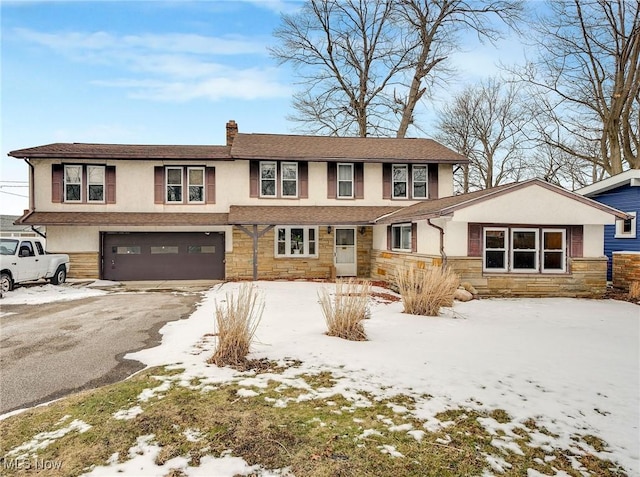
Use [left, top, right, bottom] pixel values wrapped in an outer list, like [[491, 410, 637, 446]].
[[51, 266, 67, 285], [0, 273, 13, 293]]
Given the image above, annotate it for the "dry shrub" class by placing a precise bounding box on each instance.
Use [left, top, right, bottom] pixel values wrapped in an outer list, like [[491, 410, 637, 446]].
[[629, 281, 640, 300], [319, 278, 371, 341], [209, 283, 264, 367], [395, 265, 460, 316]]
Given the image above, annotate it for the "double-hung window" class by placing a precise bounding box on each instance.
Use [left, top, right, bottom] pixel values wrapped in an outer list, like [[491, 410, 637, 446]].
[[542, 229, 566, 272], [166, 167, 183, 202], [64, 165, 82, 202], [484, 228, 508, 272], [260, 162, 277, 197], [511, 229, 539, 272], [87, 165, 105, 202], [188, 167, 205, 203], [275, 226, 317, 257], [392, 224, 412, 251], [392, 165, 408, 198], [483, 227, 566, 273], [337, 163, 354, 198], [412, 165, 427, 198], [281, 162, 298, 197]]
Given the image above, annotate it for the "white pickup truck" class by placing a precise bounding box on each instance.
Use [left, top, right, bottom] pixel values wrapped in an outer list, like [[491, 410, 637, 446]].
[[0, 238, 70, 293]]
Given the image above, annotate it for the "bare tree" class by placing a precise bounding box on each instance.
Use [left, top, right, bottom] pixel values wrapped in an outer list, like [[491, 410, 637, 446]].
[[435, 77, 531, 192], [270, 0, 522, 138], [514, 0, 640, 175]]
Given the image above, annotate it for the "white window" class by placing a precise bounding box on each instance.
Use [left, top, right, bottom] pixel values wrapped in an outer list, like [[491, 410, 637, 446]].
[[275, 226, 318, 257], [412, 165, 427, 198], [166, 167, 183, 202], [337, 163, 354, 198], [87, 165, 105, 202], [188, 167, 205, 203], [542, 229, 566, 273], [392, 165, 408, 198], [64, 165, 82, 202], [281, 162, 298, 197], [260, 161, 277, 197], [483, 227, 508, 272], [511, 228, 539, 272], [392, 224, 412, 251], [615, 212, 637, 239]]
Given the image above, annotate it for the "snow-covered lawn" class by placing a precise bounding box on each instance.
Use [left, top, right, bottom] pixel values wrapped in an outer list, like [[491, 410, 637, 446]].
[[3, 280, 638, 476], [123, 281, 639, 476], [0, 282, 108, 306]]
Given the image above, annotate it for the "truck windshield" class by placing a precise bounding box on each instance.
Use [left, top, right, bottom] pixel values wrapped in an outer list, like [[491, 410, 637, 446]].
[[0, 239, 19, 255]]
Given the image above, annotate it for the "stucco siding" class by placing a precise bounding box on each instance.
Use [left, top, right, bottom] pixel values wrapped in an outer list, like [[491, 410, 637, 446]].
[[452, 185, 617, 225]]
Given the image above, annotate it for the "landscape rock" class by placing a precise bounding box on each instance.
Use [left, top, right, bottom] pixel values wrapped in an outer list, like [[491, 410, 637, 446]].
[[454, 288, 473, 302]]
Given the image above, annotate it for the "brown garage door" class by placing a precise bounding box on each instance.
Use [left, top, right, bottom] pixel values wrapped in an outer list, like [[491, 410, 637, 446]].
[[102, 232, 224, 281]]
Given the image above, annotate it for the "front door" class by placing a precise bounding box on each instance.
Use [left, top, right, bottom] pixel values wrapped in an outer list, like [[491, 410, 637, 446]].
[[334, 227, 357, 276]]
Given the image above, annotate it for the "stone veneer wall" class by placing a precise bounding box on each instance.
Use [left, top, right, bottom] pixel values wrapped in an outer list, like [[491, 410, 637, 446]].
[[67, 252, 100, 279], [226, 226, 373, 280], [612, 252, 640, 290], [370, 250, 442, 282], [371, 250, 607, 297]]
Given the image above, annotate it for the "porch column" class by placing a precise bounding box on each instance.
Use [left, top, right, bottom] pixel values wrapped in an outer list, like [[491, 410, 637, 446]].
[[235, 224, 275, 280]]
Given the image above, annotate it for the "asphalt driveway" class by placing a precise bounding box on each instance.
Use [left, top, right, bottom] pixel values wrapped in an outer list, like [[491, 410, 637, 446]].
[[0, 284, 210, 414]]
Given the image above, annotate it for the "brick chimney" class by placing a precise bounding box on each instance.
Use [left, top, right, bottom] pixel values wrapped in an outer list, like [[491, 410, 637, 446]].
[[226, 120, 238, 146]]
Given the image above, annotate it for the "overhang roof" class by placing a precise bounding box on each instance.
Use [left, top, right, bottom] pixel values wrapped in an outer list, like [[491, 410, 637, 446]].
[[575, 169, 640, 197], [230, 133, 468, 163], [9, 134, 468, 164], [15, 212, 229, 226], [9, 143, 232, 160], [228, 206, 400, 225], [376, 179, 631, 224]]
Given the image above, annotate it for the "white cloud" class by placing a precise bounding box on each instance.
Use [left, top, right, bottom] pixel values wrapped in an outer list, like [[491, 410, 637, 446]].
[[12, 27, 290, 102]]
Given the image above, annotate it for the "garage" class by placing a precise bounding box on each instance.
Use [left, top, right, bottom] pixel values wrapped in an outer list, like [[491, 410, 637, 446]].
[[102, 232, 225, 281]]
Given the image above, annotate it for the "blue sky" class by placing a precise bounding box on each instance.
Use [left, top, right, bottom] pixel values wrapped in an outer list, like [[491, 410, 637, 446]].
[[1, 0, 528, 215]]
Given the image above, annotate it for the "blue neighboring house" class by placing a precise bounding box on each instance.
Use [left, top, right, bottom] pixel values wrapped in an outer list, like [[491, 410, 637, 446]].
[[576, 170, 640, 281]]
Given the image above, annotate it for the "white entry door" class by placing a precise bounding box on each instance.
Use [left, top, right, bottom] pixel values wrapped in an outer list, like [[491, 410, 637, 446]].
[[334, 227, 357, 276]]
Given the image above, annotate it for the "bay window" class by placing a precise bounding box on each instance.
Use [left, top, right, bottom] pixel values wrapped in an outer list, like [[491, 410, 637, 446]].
[[275, 226, 317, 257]]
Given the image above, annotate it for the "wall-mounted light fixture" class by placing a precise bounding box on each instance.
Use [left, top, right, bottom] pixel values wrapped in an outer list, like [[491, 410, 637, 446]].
[[359, 226, 366, 235], [327, 226, 332, 234]]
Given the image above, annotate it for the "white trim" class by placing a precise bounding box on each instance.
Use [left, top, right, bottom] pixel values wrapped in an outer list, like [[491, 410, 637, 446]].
[[187, 166, 205, 204], [412, 164, 427, 199], [86, 165, 105, 203], [64, 165, 82, 203], [165, 166, 183, 203], [391, 223, 412, 251], [511, 228, 539, 273], [541, 228, 566, 273], [274, 226, 318, 258], [575, 169, 640, 197], [281, 161, 298, 198], [615, 211, 637, 238], [483, 227, 508, 272], [392, 164, 409, 199], [259, 161, 277, 197], [334, 226, 357, 276], [337, 163, 354, 199]]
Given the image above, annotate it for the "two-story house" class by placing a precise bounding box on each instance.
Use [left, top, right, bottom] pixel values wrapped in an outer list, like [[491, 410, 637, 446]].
[[9, 120, 628, 296]]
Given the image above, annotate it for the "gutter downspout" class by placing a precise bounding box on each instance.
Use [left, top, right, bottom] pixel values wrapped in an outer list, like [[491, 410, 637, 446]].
[[427, 218, 447, 268], [24, 158, 35, 213]]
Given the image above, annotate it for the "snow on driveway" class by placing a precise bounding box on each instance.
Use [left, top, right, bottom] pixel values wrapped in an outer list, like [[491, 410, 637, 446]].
[[0, 283, 108, 306], [127, 281, 639, 475]]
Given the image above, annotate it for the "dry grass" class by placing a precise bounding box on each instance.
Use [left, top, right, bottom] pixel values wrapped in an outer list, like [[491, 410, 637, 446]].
[[319, 279, 371, 341], [395, 266, 460, 316], [209, 283, 264, 367], [629, 281, 640, 300]]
